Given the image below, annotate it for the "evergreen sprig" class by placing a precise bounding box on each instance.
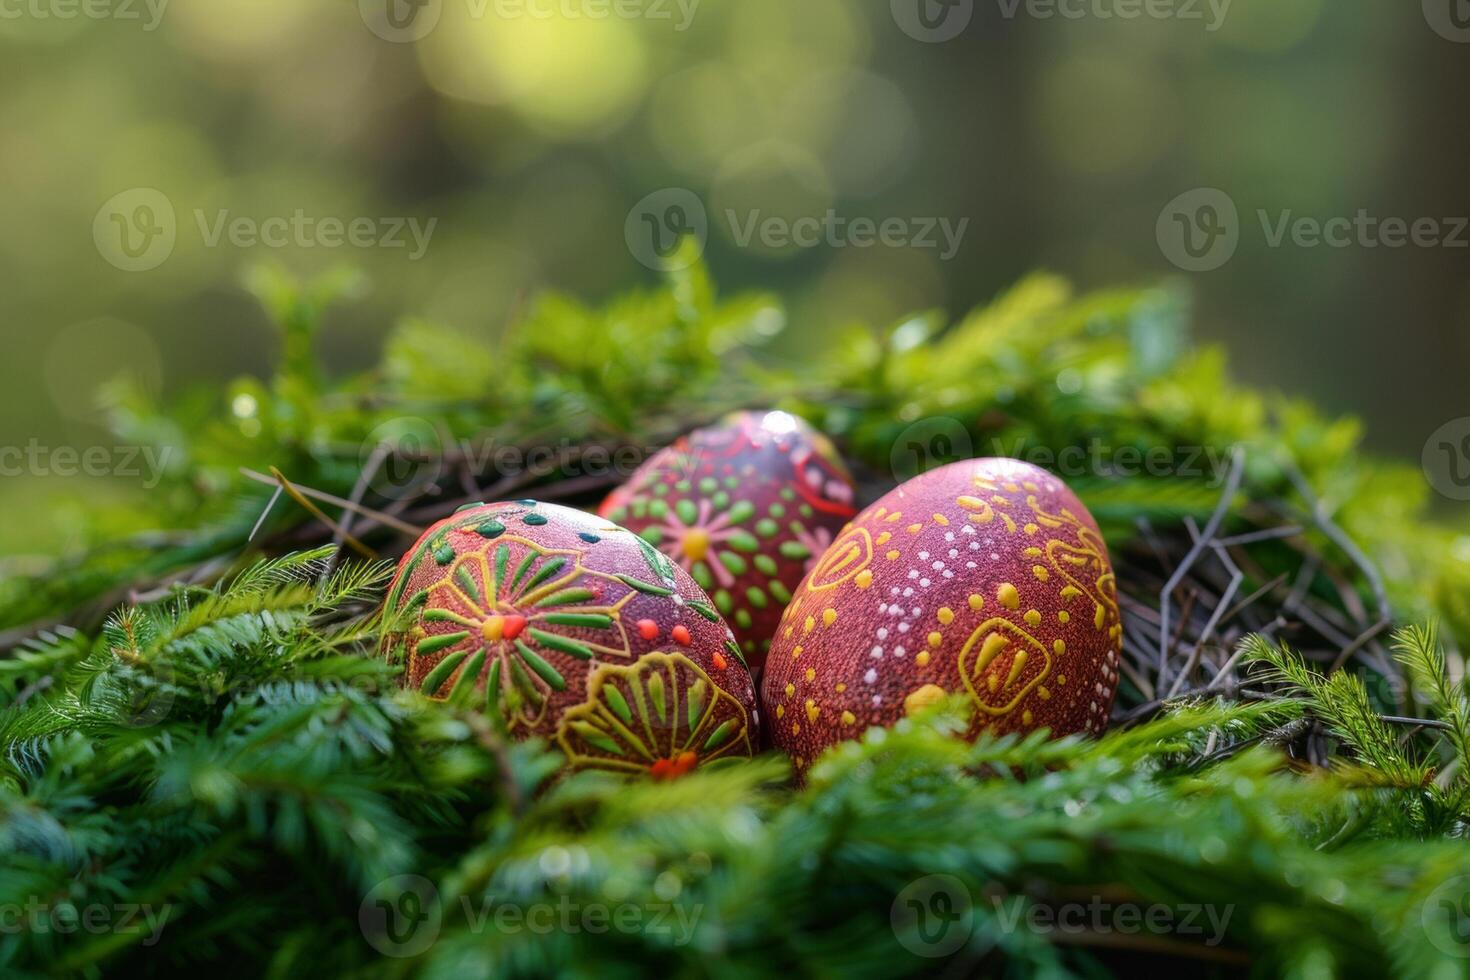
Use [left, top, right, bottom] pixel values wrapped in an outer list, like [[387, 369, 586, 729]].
[[5, 263, 1464, 650], [1242, 627, 1470, 836], [1, 264, 1468, 975], [1, 558, 1468, 976]]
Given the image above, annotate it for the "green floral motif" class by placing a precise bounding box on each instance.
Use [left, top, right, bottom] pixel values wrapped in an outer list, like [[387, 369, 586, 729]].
[[557, 652, 753, 775], [406, 533, 636, 731]]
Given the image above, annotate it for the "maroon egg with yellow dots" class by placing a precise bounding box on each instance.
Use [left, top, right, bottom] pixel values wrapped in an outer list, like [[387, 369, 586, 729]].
[[383, 500, 758, 779], [760, 459, 1123, 775], [600, 410, 857, 676]]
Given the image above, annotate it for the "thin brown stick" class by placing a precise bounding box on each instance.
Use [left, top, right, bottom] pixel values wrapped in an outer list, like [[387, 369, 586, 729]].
[[324, 443, 391, 579], [1216, 572, 1290, 630], [1213, 525, 1304, 547], [240, 467, 424, 537], [1328, 618, 1393, 674], [1158, 449, 1245, 685], [1280, 459, 1391, 624], [268, 467, 376, 560]]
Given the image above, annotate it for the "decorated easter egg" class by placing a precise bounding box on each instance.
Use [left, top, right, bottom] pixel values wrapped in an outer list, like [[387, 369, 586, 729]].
[[600, 410, 857, 674], [383, 500, 758, 778], [761, 459, 1122, 773]]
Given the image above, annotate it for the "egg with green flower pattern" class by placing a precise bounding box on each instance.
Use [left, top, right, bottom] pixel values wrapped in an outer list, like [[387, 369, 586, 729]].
[[600, 411, 857, 676], [383, 500, 758, 778]]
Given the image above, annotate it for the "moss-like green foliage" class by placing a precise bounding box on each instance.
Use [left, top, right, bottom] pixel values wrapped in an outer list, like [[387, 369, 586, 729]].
[[2, 557, 1469, 976], [2, 263, 1468, 975], [4, 263, 1463, 644]]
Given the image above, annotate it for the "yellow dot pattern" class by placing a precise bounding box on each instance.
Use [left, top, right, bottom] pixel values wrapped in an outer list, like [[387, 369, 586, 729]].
[[770, 468, 1122, 768]]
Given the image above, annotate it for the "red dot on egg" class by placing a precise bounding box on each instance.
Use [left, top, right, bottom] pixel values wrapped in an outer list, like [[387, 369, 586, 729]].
[[672, 625, 691, 647], [651, 751, 699, 781], [713, 652, 728, 670], [637, 619, 659, 641]]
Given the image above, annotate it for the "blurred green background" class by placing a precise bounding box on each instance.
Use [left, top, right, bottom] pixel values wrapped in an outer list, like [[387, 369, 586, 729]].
[[1, 0, 1466, 556]]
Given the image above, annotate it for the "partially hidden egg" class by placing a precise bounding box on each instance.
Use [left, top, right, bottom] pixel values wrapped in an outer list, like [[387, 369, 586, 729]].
[[600, 410, 857, 676], [383, 500, 759, 778], [760, 459, 1123, 774]]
